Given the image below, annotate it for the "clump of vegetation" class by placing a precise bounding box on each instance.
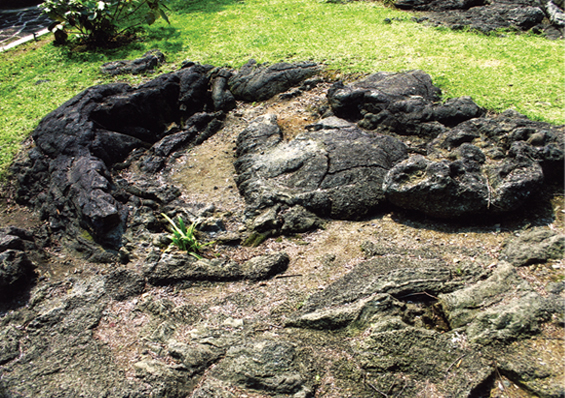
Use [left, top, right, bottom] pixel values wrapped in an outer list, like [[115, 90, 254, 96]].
[[161, 213, 214, 259], [40, 0, 170, 46]]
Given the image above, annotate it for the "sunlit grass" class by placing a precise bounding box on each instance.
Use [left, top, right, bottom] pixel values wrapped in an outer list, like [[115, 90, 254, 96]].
[[0, 0, 563, 176]]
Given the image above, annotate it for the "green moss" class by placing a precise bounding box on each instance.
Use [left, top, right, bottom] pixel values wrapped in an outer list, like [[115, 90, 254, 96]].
[[242, 232, 267, 247]]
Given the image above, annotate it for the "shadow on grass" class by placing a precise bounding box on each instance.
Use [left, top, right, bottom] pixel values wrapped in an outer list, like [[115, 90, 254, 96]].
[[169, 0, 243, 14], [54, 25, 184, 66]]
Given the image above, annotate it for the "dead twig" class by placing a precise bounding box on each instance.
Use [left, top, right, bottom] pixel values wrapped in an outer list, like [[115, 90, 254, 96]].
[[445, 353, 467, 378], [367, 382, 389, 397], [398, 291, 439, 300], [274, 274, 303, 279]]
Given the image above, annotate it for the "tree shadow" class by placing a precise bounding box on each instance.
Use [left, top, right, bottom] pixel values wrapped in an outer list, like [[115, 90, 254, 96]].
[[169, 0, 243, 15]]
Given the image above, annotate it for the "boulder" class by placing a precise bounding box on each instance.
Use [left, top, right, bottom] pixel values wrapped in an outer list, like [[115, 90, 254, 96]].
[[383, 143, 544, 218], [328, 71, 484, 135], [502, 228, 565, 266], [406, 0, 555, 35], [10, 63, 222, 251], [100, 49, 165, 76], [228, 59, 321, 102], [234, 115, 408, 231], [432, 112, 565, 182]]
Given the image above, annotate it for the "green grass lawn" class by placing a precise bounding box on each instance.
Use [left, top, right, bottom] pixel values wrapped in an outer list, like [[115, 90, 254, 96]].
[[0, 0, 563, 177]]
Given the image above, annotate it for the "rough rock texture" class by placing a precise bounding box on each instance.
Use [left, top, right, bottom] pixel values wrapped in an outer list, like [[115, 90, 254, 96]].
[[383, 143, 544, 218], [210, 338, 317, 397], [285, 250, 560, 397], [10, 63, 222, 252], [287, 254, 484, 330], [235, 71, 563, 223], [229, 59, 321, 102], [143, 250, 289, 284], [400, 0, 565, 38], [100, 49, 166, 76], [439, 262, 556, 344], [234, 115, 408, 232], [502, 228, 565, 266], [327, 70, 484, 134], [104, 268, 146, 300], [0, 277, 150, 397], [0, 227, 37, 301]]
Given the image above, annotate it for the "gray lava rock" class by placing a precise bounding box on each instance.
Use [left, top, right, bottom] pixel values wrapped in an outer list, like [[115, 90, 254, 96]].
[[143, 250, 289, 285], [100, 49, 165, 76], [327, 70, 483, 135], [191, 378, 237, 398], [240, 252, 290, 280], [432, 111, 564, 182], [288, 255, 476, 329], [133, 359, 195, 397], [104, 268, 146, 300], [0, 276, 151, 397], [234, 114, 408, 230], [355, 327, 493, 397], [168, 340, 225, 377], [383, 143, 544, 218], [439, 262, 555, 344], [228, 59, 321, 102], [502, 228, 565, 266], [211, 338, 315, 396], [0, 325, 22, 365]]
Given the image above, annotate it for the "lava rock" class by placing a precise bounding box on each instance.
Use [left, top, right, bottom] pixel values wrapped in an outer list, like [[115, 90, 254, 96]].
[[328, 71, 484, 136], [10, 64, 219, 253], [0, 326, 22, 365], [229, 59, 321, 102], [208, 67, 237, 112], [143, 250, 289, 285], [383, 142, 544, 218], [100, 49, 165, 76], [502, 228, 565, 266], [240, 252, 290, 280], [104, 268, 146, 300], [404, 0, 553, 34], [234, 115, 408, 231], [439, 262, 556, 344], [211, 339, 315, 396]]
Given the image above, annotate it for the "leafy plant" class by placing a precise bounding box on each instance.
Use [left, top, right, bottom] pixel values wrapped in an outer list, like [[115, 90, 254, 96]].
[[161, 213, 214, 259], [40, 0, 171, 46]]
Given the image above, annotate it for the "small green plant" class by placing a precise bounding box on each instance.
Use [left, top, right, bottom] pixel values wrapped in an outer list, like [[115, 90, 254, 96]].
[[40, 0, 170, 46], [161, 213, 214, 259]]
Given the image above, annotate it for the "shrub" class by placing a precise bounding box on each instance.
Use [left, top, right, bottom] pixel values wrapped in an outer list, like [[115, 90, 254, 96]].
[[40, 0, 170, 46]]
